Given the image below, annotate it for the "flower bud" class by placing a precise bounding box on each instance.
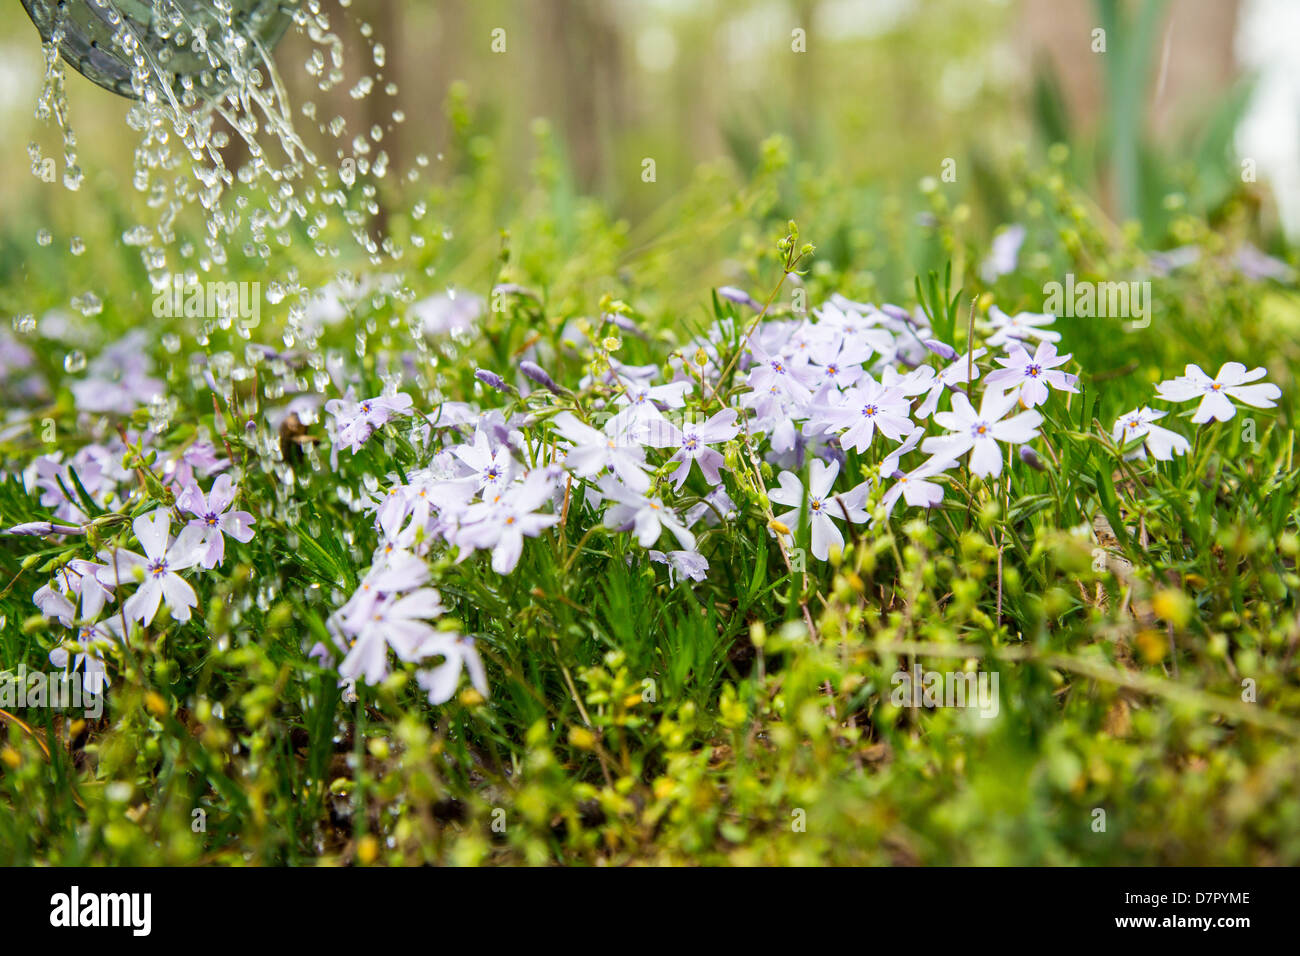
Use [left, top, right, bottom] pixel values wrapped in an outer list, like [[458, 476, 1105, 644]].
[[474, 368, 513, 394], [519, 360, 564, 395], [1018, 445, 1045, 471]]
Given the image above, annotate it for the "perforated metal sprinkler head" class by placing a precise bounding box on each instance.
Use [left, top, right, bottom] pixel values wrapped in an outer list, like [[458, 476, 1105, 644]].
[[20, 0, 294, 101]]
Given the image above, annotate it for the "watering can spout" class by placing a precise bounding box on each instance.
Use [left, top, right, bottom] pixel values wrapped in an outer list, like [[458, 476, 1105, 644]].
[[20, 0, 294, 101]]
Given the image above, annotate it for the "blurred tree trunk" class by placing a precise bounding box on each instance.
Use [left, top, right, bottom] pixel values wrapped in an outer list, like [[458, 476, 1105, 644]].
[[1021, 0, 1240, 136], [1021, 0, 1241, 218], [791, 0, 818, 147], [533, 0, 626, 193]]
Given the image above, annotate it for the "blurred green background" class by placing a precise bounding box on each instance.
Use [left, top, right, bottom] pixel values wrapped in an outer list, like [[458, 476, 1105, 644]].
[[1, 0, 1289, 241], [1, 0, 1295, 368]]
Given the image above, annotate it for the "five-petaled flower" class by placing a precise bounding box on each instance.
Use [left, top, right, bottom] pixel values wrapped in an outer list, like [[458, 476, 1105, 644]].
[[177, 474, 256, 569], [325, 387, 414, 456], [985, 341, 1078, 408], [745, 342, 817, 406], [640, 408, 740, 489], [985, 305, 1061, 348], [881, 455, 958, 515], [922, 389, 1043, 477], [456, 472, 561, 573], [768, 459, 868, 561], [416, 632, 489, 705], [553, 411, 654, 493], [648, 549, 710, 585], [1111, 407, 1191, 461], [599, 477, 697, 551], [1155, 363, 1281, 423], [49, 617, 126, 695], [453, 427, 516, 492], [99, 510, 205, 626], [339, 587, 447, 686], [808, 376, 916, 452]]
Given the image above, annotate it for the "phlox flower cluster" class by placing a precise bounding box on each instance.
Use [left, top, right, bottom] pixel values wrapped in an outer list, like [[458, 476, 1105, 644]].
[[317, 292, 1279, 704], [7, 287, 1282, 711], [17, 448, 255, 694]]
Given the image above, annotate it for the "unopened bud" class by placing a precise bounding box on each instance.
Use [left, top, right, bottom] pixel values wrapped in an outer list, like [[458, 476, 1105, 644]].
[[1018, 445, 1045, 471]]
